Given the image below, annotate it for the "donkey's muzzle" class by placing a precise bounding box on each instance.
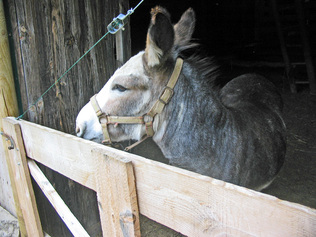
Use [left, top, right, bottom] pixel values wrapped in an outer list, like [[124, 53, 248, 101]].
[[75, 122, 86, 138]]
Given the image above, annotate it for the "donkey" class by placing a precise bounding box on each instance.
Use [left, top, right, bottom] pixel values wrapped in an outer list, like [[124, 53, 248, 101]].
[[76, 6, 286, 191]]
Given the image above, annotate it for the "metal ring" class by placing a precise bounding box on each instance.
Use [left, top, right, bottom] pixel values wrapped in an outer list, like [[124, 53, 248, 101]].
[[143, 114, 153, 123], [98, 114, 108, 124]]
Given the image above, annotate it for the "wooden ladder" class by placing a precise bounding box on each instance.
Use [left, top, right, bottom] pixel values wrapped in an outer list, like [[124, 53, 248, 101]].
[[270, 0, 316, 94]]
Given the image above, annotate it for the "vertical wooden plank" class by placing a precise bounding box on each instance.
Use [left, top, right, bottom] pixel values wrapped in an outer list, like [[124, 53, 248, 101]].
[[6, 0, 120, 133], [295, 0, 316, 95], [0, 1, 18, 119], [0, 0, 27, 234], [0, 0, 20, 218], [92, 148, 140, 237], [115, 1, 131, 67], [1, 136, 27, 237], [270, 0, 296, 93], [2, 118, 43, 237]]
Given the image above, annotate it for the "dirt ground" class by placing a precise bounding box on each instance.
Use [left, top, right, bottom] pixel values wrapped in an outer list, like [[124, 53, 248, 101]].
[[263, 89, 316, 208], [131, 66, 316, 236]]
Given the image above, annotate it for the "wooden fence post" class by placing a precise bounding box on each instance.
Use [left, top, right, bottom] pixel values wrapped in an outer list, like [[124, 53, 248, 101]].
[[0, 0, 27, 235], [2, 118, 43, 237], [92, 148, 140, 237]]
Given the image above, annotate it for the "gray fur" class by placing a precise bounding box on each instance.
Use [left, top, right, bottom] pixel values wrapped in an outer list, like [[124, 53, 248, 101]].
[[146, 7, 286, 190]]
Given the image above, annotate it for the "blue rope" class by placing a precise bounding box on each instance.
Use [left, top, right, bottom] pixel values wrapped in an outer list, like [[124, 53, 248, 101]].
[[17, 0, 145, 120]]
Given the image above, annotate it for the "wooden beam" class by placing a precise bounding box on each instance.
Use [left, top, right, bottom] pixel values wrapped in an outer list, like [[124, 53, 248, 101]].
[[295, 0, 316, 95], [28, 159, 89, 237], [131, 156, 316, 236], [93, 149, 140, 237], [0, 1, 23, 232], [2, 118, 43, 237], [115, 1, 131, 67], [0, 131, 27, 237], [0, 0, 19, 122], [4, 117, 316, 236], [270, 0, 296, 93], [4, 116, 98, 191]]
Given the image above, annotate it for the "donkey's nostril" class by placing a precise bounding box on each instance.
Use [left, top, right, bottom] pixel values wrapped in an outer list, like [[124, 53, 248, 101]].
[[76, 123, 86, 138]]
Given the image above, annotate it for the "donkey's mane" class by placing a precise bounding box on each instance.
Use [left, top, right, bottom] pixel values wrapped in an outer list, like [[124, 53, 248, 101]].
[[176, 43, 221, 90]]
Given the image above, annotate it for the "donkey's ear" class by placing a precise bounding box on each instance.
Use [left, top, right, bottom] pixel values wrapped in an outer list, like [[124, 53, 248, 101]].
[[145, 6, 175, 67], [174, 8, 195, 46]]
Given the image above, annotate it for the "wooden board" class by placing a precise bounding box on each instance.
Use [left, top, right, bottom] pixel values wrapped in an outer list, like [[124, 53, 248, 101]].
[[0, 0, 20, 220], [11, 116, 98, 191], [28, 160, 89, 237], [93, 149, 140, 237], [3, 117, 316, 237], [2, 118, 43, 237]]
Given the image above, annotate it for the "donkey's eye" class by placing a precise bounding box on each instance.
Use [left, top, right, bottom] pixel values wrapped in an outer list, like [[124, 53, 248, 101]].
[[112, 84, 127, 92]]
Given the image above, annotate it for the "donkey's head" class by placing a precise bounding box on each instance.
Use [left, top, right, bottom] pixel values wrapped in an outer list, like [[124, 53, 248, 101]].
[[76, 6, 195, 144]]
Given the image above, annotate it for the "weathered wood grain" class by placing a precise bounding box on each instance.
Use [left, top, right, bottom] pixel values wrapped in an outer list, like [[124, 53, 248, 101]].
[[0, 0, 19, 213], [4, 117, 316, 237], [28, 159, 89, 237], [2, 118, 43, 237], [93, 149, 140, 237], [0, 0, 25, 234], [6, 1, 130, 236]]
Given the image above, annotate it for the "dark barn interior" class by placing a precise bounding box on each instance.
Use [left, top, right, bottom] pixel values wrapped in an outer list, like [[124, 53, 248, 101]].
[[128, 1, 316, 234], [129, 0, 316, 91]]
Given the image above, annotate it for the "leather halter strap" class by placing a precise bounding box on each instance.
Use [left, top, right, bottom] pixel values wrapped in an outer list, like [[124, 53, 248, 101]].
[[90, 57, 183, 150]]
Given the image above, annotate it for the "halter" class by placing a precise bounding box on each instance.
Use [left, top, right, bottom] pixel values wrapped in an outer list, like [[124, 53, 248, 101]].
[[90, 58, 183, 151]]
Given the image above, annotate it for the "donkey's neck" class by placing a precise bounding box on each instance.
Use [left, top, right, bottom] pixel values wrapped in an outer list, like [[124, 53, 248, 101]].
[[152, 62, 227, 173]]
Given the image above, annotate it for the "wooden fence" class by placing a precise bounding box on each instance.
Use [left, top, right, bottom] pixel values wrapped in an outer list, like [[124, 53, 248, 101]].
[[2, 116, 316, 237]]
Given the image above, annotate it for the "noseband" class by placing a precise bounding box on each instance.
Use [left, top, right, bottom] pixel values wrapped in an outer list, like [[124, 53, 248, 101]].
[[90, 58, 183, 151]]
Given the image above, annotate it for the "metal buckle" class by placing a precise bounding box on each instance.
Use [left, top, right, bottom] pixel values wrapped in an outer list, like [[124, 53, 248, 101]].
[[98, 114, 108, 124], [143, 114, 153, 123], [159, 87, 174, 105], [102, 139, 112, 146]]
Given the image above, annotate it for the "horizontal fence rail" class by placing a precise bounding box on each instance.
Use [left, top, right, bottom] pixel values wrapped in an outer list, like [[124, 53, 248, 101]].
[[2, 117, 316, 236]]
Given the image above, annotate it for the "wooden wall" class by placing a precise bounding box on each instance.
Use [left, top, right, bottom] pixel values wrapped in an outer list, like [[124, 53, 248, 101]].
[[4, 0, 130, 236]]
